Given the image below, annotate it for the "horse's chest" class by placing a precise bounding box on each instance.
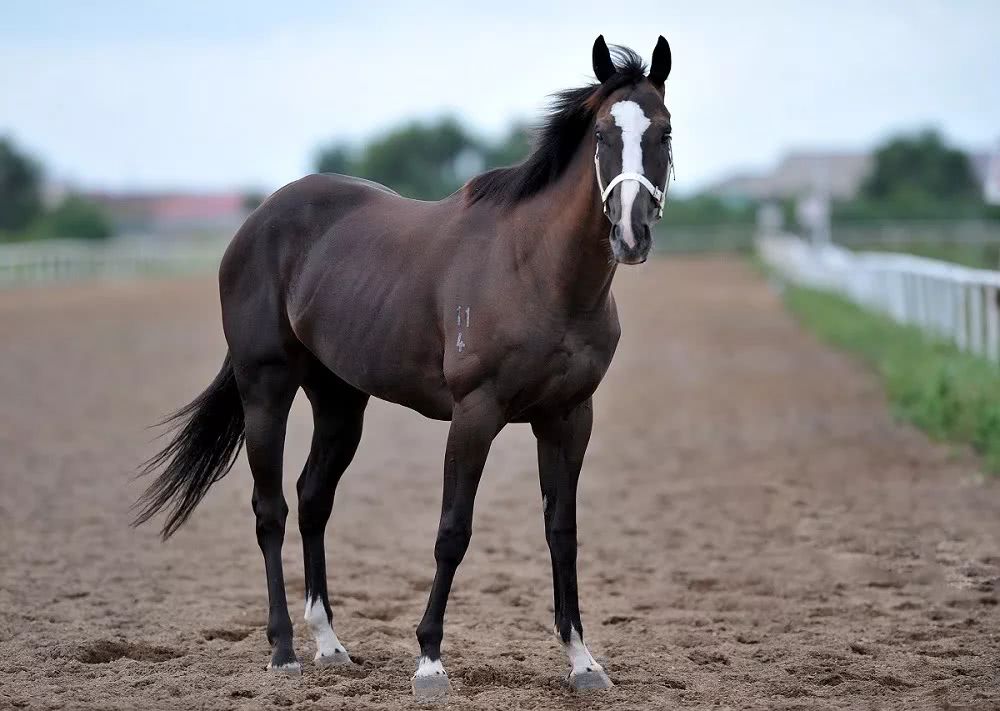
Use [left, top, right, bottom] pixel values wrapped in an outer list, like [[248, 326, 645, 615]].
[[506, 330, 616, 417], [442, 300, 620, 418]]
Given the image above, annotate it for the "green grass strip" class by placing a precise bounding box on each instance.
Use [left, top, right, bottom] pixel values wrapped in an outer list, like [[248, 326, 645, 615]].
[[781, 283, 1000, 473]]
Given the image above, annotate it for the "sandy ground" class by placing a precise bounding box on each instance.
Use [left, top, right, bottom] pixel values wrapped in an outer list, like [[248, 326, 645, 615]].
[[2, 257, 1000, 711]]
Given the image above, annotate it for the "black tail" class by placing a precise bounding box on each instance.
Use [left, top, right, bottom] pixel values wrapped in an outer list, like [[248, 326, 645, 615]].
[[133, 353, 245, 539]]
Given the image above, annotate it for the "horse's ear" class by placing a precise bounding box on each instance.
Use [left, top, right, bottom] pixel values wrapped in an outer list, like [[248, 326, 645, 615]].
[[648, 35, 672, 86], [592, 35, 616, 83]]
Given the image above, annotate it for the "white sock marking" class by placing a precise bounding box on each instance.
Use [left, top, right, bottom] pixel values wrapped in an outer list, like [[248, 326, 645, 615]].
[[609, 100, 651, 248], [304, 596, 347, 660], [414, 656, 447, 677], [565, 629, 602, 676]]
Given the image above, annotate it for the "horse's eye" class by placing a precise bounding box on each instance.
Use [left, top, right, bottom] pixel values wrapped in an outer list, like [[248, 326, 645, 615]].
[[661, 132, 672, 145], [595, 130, 603, 143]]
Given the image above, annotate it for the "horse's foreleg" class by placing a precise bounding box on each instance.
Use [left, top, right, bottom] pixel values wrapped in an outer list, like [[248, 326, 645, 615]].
[[297, 384, 367, 666], [413, 390, 503, 698], [532, 399, 611, 691]]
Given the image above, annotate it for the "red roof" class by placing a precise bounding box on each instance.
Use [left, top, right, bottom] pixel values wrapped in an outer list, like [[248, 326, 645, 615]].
[[85, 191, 247, 224]]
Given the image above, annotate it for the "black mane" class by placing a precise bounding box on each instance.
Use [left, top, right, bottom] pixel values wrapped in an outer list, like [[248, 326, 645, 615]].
[[466, 46, 649, 208]]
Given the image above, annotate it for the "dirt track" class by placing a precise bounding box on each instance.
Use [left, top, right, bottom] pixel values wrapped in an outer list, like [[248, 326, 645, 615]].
[[2, 257, 999, 710]]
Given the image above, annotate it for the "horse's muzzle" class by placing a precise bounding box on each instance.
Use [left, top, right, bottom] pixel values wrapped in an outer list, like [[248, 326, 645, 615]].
[[610, 223, 652, 264]]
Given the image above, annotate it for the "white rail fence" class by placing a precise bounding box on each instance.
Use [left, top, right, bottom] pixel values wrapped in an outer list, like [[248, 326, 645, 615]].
[[758, 234, 1000, 364], [0, 238, 227, 287]]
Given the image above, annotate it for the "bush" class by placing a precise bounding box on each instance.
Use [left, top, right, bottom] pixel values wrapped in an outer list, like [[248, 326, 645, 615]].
[[660, 195, 756, 226], [831, 196, 995, 223], [32, 196, 113, 240]]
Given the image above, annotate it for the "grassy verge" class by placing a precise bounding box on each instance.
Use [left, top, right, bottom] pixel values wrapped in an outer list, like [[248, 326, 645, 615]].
[[781, 283, 1000, 472]]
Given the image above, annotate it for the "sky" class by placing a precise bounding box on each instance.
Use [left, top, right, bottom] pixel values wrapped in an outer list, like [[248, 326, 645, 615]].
[[2, 0, 998, 194]]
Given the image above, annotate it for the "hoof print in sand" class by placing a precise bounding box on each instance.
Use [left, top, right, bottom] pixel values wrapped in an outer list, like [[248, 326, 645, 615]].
[[74, 639, 182, 664], [202, 628, 252, 642]]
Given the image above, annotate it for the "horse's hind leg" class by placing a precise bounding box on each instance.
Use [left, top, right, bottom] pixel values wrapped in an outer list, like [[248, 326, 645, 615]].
[[234, 359, 302, 674], [297, 364, 368, 666]]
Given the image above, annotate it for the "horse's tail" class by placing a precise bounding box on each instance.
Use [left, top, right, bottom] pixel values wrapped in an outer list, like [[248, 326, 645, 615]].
[[133, 353, 245, 539]]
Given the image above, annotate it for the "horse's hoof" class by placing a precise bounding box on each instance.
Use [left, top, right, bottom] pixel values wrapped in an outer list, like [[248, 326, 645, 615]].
[[412, 673, 451, 700], [267, 661, 303, 676], [569, 668, 613, 691], [315, 650, 353, 667]]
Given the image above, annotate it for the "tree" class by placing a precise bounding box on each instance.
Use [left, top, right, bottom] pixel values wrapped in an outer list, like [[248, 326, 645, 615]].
[[0, 137, 43, 232], [353, 117, 479, 199], [862, 129, 980, 204], [314, 118, 535, 201], [482, 123, 532, 168], [315, 144, 357, 176], [34, 196, 112, 240]]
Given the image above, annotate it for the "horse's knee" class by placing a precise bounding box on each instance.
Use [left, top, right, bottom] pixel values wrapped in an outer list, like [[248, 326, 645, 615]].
[[433, 522, 472, 567], [297, 505, 326, 536], [548, 527, 577, 562]]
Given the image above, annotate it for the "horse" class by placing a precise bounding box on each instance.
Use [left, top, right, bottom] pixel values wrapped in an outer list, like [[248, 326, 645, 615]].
[[134, 34, 673, 697]]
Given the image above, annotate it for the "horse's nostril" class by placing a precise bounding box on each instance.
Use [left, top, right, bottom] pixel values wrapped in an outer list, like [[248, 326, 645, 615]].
[[613, 224, 623, 240]]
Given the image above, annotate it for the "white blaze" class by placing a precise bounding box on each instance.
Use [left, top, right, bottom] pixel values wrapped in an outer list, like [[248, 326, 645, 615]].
[[609, 100, 651, 248]]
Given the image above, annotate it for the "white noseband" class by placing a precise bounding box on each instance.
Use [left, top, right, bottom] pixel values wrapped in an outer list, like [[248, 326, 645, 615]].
[[594, 141, 672, 220]]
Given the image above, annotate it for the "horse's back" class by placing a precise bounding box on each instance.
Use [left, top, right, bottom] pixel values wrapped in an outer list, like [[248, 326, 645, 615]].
[[256, 173, 400, 230], [318, 173, 400, 197], [220, 173, 414, 284], [218, 174, 394, 353]]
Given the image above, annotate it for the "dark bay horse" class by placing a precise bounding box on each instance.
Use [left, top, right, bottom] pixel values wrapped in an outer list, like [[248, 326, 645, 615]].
[[135, 35, 673, 696]]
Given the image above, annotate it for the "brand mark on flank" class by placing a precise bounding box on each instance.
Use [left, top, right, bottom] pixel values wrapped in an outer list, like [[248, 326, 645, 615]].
[[456, 306, 471, 353]]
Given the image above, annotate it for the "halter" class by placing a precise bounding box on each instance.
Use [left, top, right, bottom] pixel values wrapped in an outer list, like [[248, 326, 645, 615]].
[[594, 137, 673, 220]]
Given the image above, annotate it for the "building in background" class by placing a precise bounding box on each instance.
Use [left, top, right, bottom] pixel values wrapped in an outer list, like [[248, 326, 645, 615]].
[[81, 191, 251, 238], [706, 152, 872, 204]]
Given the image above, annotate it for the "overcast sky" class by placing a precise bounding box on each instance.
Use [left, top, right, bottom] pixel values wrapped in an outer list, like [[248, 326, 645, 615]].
[[2, 0, 998, 194]]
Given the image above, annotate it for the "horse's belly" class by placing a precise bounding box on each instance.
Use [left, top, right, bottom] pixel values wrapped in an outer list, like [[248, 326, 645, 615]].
[[291, 265, 454, 419], [306, 332, 454, 421], [360, 371, 454, 421]]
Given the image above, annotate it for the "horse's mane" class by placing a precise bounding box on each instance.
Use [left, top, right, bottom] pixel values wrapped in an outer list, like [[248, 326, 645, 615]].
[[465, 46, 649, 208]]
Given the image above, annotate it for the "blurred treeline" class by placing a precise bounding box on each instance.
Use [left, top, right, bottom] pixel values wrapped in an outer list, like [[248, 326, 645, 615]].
[[835, 130, 999, 222], [315, 117, 531, 201], [0, 137, 112, 243]]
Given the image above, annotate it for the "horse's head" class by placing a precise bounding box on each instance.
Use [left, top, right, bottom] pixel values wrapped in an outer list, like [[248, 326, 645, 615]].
[[591, 35, 672, 265]]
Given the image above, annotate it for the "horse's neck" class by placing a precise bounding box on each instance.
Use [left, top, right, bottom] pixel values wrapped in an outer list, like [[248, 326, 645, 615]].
[[509, 142, 616, 313]]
